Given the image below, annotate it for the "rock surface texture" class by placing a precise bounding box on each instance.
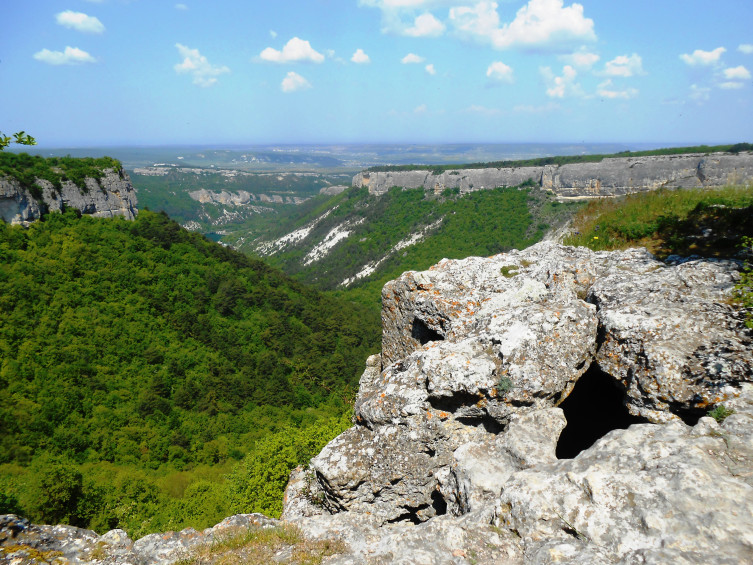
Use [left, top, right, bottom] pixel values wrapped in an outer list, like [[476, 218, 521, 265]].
[[3, 242, 752, 564], [289, 241, 753, 564], [353, 151, 753, 197], [0, 169, 138, 225]]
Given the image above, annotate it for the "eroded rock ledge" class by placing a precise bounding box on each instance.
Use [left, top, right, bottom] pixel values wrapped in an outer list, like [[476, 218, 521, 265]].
[[0, 169, 139, 226], [286, 241, 753, 564]]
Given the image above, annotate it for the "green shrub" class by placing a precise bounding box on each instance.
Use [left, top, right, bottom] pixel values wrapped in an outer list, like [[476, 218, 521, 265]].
[[707, 405, 735, 423]]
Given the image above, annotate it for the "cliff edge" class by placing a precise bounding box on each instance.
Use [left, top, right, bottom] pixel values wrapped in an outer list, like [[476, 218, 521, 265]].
[[0, 168, 139, 225], [354, 151, 753, 197]]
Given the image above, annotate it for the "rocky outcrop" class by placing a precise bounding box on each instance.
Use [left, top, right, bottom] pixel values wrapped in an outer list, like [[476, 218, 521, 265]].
[[0, 513, 280, 564], [0, 169, 138, 225], [353, 151, 753, 197], [287, 241, 753, 563]]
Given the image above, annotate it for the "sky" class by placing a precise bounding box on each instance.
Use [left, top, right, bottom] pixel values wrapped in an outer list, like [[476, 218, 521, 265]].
[[2, 0, 752, 147]]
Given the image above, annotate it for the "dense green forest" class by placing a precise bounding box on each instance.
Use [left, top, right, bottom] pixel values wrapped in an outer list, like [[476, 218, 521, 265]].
[[367, 143, 753, 174], [0, 209, 379, 536], [257, 183, 581, 308]]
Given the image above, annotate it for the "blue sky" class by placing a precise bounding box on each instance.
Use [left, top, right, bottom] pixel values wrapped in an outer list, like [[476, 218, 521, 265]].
[[2, 0, 752, 147]]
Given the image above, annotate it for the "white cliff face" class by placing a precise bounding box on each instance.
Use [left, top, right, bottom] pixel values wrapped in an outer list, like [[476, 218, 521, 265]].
[[0, 168, 138, 225], [354, 151, 753, 197]]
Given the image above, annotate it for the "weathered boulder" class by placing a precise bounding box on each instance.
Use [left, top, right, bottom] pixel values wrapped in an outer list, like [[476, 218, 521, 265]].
[[0, 169, 138, 225], [289, 240, 753, 563]]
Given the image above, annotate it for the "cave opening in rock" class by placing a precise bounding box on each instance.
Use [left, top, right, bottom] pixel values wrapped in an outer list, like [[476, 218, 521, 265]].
[[412, 317, 444, 345], [556, 364, 648, 459], [431, 489, 447, 516]]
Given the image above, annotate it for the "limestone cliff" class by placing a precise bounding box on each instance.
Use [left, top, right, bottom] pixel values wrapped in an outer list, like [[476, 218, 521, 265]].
[[0, 168, 138, 225], [354, 151, 753, 197]]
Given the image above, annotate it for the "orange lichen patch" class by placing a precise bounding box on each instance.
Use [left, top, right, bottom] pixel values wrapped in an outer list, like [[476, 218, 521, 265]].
[[438, 411, 450, 419], [380, 393, 386, 398], [426, 411, 433, 419]]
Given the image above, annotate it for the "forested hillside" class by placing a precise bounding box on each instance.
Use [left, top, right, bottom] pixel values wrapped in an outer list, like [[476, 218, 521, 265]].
[[0, 209, 379, 536], [253, 183, 581, 307]]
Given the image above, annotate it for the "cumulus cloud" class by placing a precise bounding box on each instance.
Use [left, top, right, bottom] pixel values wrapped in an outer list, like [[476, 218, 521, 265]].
[[560, 48, 599, 68], [55, 10, 105, 34], [723, 65, 751, 80], [175, 3, 188, 10], [601, 53, 644, 77], [720, 82, 744, 90], [33, 46, 96, 65], [739, 44, 753, 55], [541, 64, 582, 98], [425, 63, 436, 75], [597, 79, 638, 99], [281, 71, 311, 92], [486, 61, 514, 82], [351, 48, 371, 64], [401, 53, 425, 64], [450, 0, 596, 50], [680, 47, 726, 66], [259, 37, 325, 64], [174, 44, 230, 87], [405, 12, 446, 37]]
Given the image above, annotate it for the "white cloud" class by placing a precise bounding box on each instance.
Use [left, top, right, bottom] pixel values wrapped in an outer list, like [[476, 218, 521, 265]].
[[174, 44, 230, 87], [405, 12, 445, 37], [55, 10, 105, 34], [513, 101, 561, 113], [463, 104, 502, 116], [450, 0, 596, 50], [33, 46, 96, 65], [401, 53, 425, 64], [486, 61, 514, 82], [680, 47, 726, 66], [601, 53, 644, 77], [414, 104, 427, 113], [739, 44, 753, 55], [259, 37, 325, 64], [689, 84, 711, 102], [351, 49, 371, 64], [270, 30, 278, 38], [560, 48, 599, 69], [425, 63, 436, 75], [723, 65, 751, 80], [281, 71, 311, 92], [720, 81, 744, 90], [541, 64, 581, 98], [597, 79, 638, 99], [175, 3, 188, 10]]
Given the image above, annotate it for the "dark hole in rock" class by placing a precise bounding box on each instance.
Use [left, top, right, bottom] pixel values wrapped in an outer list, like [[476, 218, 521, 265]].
[[429, 394, 505, 433], [431, 489, 447, 516], [455, 416, 505, 434], [412, 317, 444, 345], [387, 507, 425, 525], [556, 365, 648, 459]]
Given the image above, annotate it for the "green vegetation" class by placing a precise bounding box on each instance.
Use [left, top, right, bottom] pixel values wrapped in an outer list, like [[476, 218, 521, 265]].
[[562, 185, 753, 329], [0, 208, 379, 536], [707, 404, 736, 423], [0, 131, 36, 151], [368, 143, 751, 174], [0, 152, 122, 198], [176, 524, 345, 565], [562, 185, 753, 258], [261, 183, 580, 308]]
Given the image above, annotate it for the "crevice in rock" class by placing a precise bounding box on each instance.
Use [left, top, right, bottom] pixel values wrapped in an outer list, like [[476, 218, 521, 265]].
[[431, 490, 447, 516], [386, 506, 426, 525], [412, 317, 444, 345], [429, 391, 480, 411], [556, 364, 648, 459], [455, 416, 505, 434]]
